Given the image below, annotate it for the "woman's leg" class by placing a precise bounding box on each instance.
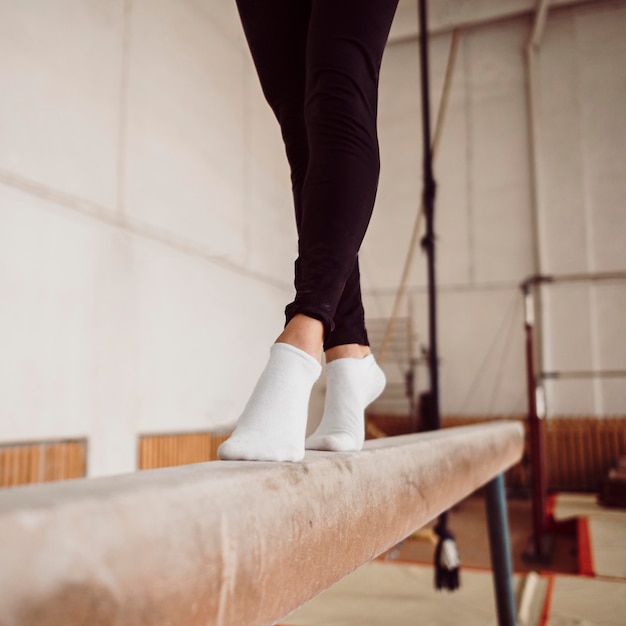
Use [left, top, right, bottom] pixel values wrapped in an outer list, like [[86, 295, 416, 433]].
[[284, 0, 399, 340], [324, 259, 369, 354], [220, 0, 397, 461], [295, 0, 397, 451], [233, 0, 393, 360], [232, 0, 325, 361], [219, 0, 321, 462]]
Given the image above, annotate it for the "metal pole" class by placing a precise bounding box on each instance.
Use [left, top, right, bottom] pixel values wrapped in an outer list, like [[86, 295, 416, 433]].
[[542, 369, 626, 380], [523, 284, 547, 560], [485, 473, 518, 626], [418, 0, 440, 431]]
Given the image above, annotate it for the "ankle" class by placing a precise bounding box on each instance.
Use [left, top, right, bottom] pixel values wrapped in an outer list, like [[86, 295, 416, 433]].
[[276, 314, 324, 361], [325, 344, 371, 363]]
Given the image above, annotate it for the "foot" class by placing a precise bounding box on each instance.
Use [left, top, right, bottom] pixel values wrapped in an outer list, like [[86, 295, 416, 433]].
[[305, 354, 385, 452], [218, 343, 322, 462]]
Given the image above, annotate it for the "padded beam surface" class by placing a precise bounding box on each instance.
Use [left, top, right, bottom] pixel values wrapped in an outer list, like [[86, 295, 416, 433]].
[[0, 422, 523, 626]]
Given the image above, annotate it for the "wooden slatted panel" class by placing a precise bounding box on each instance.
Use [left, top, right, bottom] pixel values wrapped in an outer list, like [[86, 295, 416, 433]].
[[546, 418, 626, 491], [138, 432, 232, 470], [44, 444, 61, 482], [0, 440, 86, 488], [444, 416, 626, 492], [368, 413, 626, 492]]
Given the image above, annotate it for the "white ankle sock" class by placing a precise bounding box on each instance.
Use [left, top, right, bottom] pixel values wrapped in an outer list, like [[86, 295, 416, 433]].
[[218, 342, 321, 462], [305, 354, 386, 452]]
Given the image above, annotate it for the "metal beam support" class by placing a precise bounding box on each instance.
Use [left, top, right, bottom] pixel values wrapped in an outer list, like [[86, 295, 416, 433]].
[[485, 473, 518, 626]]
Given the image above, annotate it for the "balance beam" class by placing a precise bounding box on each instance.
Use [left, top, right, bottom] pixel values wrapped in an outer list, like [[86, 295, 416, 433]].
[[0, 422, 523, 626]]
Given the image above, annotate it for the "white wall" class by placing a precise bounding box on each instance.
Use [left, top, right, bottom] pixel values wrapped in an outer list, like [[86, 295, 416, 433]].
[[1, 1, 624, 478], [538, 1, 626, 415], [0, 0, 298, 476], [365, 0, 626, 416]]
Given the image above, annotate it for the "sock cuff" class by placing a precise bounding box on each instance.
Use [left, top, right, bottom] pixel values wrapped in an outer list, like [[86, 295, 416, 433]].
[[272, 342, 322, 377], [325, 354, 376, 372]]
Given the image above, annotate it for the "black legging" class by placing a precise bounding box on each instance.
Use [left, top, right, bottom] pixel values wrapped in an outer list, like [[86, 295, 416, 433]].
[[236, 0, 399, 350]]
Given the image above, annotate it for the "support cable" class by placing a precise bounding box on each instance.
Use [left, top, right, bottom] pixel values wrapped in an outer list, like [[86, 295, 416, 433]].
[[378, 28, 460, 366]]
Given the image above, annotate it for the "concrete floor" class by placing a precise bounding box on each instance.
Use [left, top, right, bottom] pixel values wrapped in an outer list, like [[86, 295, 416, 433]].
[[282, 561, 525, 626], [280, 493, 626, 626], [547, 575, 626, 626]]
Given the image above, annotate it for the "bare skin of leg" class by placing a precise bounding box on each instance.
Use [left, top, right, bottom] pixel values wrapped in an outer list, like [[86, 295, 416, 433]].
[[275, 314, 324, 360], [326, 344, 371, 362], [275, 314, 371, 362]]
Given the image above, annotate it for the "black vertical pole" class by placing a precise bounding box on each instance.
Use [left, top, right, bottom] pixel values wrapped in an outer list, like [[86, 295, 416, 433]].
[[418, 0, 439, 430], [419, 0, 458, 591]]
